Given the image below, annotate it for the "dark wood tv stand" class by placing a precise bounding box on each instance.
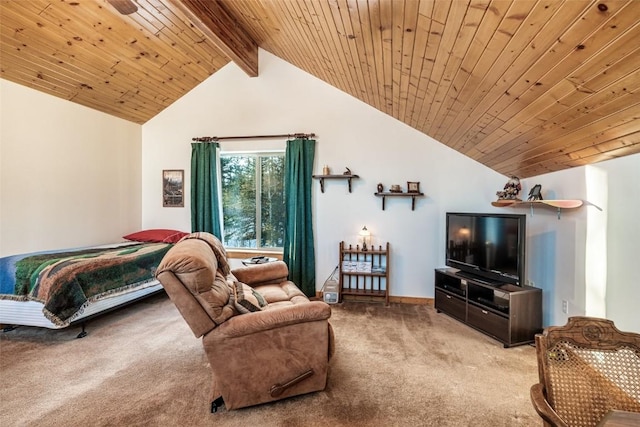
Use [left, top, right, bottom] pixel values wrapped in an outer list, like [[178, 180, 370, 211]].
[[434, 268, 542, 347]]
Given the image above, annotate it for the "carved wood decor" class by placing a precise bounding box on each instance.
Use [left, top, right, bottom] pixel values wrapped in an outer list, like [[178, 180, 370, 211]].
[[1, 0, 638, 178]]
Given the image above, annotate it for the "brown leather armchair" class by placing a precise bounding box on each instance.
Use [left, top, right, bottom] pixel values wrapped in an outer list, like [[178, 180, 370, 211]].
[[530, 316, 640, 427], [156, 232, 334, 412]]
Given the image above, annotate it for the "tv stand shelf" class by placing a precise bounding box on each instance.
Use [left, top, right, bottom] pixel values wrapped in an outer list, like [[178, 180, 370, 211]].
[[434, 268, 542, 347]]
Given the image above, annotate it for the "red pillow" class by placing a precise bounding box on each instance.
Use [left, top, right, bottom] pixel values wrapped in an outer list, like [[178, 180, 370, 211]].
[[123, 229, 188, 244]]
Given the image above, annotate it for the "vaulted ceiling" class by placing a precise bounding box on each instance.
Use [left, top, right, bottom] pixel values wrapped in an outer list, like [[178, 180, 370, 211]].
[[1, 0, 639, 178]]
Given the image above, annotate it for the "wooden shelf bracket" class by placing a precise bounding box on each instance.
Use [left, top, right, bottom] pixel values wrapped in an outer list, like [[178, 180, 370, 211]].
[[375, 192, 424, 211], [312, 174, 359, 193]]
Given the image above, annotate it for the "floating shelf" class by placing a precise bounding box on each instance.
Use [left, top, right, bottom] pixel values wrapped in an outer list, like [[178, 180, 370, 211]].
[[491, 199, 585, 219], [375, 192, 424, 211], [312, 174, 359, 193]]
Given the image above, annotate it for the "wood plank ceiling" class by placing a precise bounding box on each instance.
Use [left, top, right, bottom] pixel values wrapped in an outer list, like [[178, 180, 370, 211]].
[[1, 0, 638, 178]]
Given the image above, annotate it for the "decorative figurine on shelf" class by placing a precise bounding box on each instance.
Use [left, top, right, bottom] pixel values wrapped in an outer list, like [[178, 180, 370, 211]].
[[377, 183, 384, 193], [496, 176, 522, 200], [528, 184, 543, 201], [343, 167, 351, 175]]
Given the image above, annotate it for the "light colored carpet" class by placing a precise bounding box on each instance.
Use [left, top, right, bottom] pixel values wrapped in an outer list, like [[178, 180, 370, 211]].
[[0, 293, 540, 426]]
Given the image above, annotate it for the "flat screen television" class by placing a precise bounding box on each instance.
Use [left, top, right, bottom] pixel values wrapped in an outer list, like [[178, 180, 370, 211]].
[[445, 212, 526, 286]]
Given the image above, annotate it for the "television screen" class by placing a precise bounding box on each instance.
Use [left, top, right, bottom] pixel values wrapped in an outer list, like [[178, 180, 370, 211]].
[[446, 212, 526, 286]]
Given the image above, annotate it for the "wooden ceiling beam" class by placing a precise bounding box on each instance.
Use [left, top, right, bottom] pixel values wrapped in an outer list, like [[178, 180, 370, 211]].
[[170, 0, 258, 77]]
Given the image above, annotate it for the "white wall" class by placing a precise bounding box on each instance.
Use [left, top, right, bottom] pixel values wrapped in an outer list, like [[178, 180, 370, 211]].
[[142, 50, 507, 300], [523, 154, 640, 332], [520, 169, 590, 328], [0, 79, 142, 256], [592, 154, 640, 332]]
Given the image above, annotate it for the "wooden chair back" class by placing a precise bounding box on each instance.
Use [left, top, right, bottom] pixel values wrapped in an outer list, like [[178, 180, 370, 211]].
[[534, 316, 640, 427]]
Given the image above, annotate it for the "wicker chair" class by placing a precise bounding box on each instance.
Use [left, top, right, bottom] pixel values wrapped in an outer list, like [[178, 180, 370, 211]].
[[530, 316, 640, 427]]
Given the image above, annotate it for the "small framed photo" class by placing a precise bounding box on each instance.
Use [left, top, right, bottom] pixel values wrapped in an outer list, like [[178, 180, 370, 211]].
[[162, 170, 184, 207], [407, 181, 421, 193]]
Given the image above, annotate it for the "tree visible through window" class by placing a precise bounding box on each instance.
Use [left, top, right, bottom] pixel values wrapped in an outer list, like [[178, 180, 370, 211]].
[[221, 153, 285, 249]]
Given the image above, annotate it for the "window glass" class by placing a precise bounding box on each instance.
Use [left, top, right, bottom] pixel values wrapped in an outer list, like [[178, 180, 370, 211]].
[[221, 153, 285, 249]]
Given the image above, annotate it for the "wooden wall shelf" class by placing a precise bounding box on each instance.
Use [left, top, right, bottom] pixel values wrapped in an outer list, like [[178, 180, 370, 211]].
[[491, 199, 586, 219], [312, 174, 359, 193], [375, 192, 424, 210]]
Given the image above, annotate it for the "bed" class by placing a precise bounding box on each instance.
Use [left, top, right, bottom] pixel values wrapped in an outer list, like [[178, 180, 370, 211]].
[[0, 229, 187, 336]]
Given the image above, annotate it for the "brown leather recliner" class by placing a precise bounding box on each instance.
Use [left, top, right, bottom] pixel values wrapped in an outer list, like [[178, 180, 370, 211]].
[[155, 232, 334, 412]]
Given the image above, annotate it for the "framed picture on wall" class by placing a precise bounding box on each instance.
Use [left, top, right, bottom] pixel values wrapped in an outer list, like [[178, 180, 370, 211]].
[[162, 169, 184, 207]]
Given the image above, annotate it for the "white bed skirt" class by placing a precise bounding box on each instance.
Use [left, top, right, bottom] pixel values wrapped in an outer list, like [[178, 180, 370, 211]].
[[0, 281, 163, 329]]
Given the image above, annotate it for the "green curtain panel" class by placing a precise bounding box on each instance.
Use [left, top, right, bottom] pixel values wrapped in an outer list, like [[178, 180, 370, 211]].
[[283, 138, 316, 297], [190, 142, 222, 239]]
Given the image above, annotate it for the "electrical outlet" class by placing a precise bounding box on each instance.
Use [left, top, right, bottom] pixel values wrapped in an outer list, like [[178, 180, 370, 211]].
[[529, 280, 535, 287], [562, 300, 568, 314]]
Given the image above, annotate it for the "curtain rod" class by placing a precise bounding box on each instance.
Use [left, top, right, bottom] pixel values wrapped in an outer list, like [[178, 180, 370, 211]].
[[192, 133, 316, 142]]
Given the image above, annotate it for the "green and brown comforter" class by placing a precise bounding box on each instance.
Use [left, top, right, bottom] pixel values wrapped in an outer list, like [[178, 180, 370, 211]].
[[0, 242, 171, 326]]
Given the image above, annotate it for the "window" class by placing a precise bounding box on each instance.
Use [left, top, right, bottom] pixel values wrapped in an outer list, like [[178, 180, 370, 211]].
[[220, 152, 285, 249]]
